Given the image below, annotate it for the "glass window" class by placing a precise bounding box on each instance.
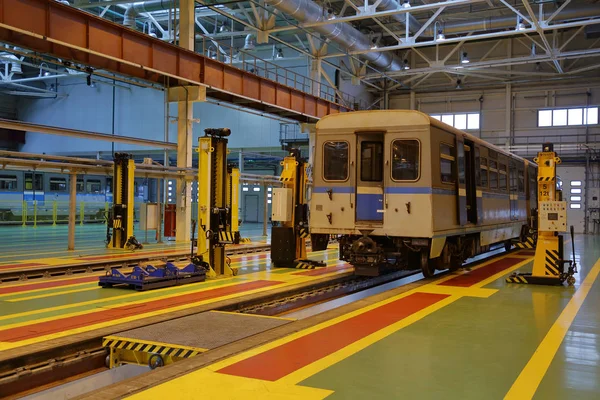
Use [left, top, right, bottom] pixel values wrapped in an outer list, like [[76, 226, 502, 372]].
[[77, 179, 84, 193], [24, 173, 43, 191], [454, 114, 467, 130], [568, 108, 583, 125], [553, 109, 568, 126], [538, 110, 552, 127], [323, 141, 349, 181], [431, 115, 441, 121], [106, 178, 112, 194], [441, 114, 454, 126], [586, 107, 598, 124], [440, 144, 455, 184], [480, 157, 488, 188], [499, 163, 507, 191], [570, 196, 581, 201], [391, 140, 419, 181], [49, 178, 67, 192], [87, 179, 102, 193], [571, 188, 582, 194], [518, 168, 525, 193], [489, 160, 498, 189], [474, 147, 481, 187], [0, 175, 17, 191], [571, 180, 582, 187], [467, 113, 480, 130], [529, 165, 537, 202], [570, 203, 581, 209], [360, 141, 383, 182]]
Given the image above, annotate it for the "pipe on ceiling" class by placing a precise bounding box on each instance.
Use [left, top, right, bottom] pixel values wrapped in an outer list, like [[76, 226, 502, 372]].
[[376, 0, 422, 34], [266, 0, 404, 70]]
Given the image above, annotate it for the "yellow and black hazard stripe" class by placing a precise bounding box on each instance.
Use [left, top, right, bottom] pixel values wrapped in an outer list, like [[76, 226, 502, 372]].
[[506, 275, 529, 284], [294, 261, 316, 269], [103, 338, 201, 359], [537, 176, 554, 181], [515, 236, 536, 249], [544, 249, 560, 276], [112, 219, 122, 229], [219, 231, 234, 243], [239, 237, 252, 243], [298, 227, 310, 238], [280, 176, 293, 182]]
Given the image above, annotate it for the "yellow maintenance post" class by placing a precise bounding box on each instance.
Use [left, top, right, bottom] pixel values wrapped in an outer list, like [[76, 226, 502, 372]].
[[107, 153, 142, 250], [506, 143, 577, 285], [270, 148, 325, 270], [195, 128, 238, 278]]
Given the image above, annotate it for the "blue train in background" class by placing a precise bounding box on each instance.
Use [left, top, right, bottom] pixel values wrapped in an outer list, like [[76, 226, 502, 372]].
[[0, 170, 155, 224]]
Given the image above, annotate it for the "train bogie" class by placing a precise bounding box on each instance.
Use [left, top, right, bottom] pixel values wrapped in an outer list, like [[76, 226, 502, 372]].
[[310, 110, 536, 277]]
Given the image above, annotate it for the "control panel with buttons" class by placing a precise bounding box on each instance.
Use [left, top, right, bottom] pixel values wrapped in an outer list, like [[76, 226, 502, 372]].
[[539, 201, 567, 232]]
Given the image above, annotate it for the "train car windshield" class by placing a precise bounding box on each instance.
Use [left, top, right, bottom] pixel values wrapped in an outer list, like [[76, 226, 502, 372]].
[[391, 140, 419, 181], [323, 141, 349, 181]]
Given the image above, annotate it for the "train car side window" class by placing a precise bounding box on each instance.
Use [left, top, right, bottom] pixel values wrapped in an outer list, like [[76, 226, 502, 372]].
[[489, 160, 498, 189], [391, 139, 419, 181], [323, 141, 349, 182], [440, 143, 455, 184], [360, 141, 383, 182], [517, 165, 525, 193], [77, 179, 85, 193], [480, 157, 488, 188], [474, 147, 481, 186], [0, 175, 17, 191], [87, 179, 102, 194], [499, 163, 508, 191], [49, 178, 67, 192]]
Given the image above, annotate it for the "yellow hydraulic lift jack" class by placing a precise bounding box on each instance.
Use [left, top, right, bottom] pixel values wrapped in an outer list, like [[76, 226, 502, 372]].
[[507, 143, 577, 285], [106, 153, 143, 250], [271, 147, 325, 270], [194, 128, 240, 278]]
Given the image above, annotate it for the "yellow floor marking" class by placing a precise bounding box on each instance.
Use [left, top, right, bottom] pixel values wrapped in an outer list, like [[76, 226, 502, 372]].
[[504, 256, 600, 400], [126, 369, 333, 400], [5, 286, 99, 302], [419, 285, 497, 298], [210, 310, 296, 321]]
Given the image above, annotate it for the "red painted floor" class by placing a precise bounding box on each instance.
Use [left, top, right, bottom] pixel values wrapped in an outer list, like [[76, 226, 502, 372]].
[[439, 257, 523, 287], [0, 276, 98, 295]]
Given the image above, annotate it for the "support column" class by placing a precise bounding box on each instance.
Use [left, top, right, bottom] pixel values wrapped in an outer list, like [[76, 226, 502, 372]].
[[169, 86, 206, 242], [310, 58, 322, 97], [68, 172, 76, 251], [505, 84, 512, 146], [179, 0, 195, 51]]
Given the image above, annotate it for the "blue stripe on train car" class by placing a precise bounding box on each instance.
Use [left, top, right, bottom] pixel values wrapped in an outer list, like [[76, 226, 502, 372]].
[[23, 192, 45, 205], [356, 193, 383, 221]]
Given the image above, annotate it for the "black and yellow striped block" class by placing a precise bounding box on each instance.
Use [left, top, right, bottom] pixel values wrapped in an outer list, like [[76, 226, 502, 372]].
[[295, 261, 316, 269], [239, 237, 252, 243], [280, 176, 293, 182], [298, 227, 310, 238], [545, 249, 560, 276], [103, 337, 202, 359], [219, 231, 234, 243], [515, 236, 536, 249], [112, 219, 122, 229], [537, 176, 554, 181], [506, 275, 529, 284]]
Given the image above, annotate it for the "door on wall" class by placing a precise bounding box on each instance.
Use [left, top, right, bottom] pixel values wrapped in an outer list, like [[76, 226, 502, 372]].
[[355, 133, 384, 224], [244, 194, 259, 222], [557, 166, 585, 233]]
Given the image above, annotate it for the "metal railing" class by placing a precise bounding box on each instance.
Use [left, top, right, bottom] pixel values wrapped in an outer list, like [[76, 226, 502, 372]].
[[483, 133, 600, 157]]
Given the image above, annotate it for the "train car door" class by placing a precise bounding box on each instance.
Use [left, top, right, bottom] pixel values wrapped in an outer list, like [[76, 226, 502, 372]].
[[355, 132, 384, 224]]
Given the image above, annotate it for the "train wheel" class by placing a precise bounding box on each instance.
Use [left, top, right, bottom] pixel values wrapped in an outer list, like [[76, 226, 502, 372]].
[[420, 250, 435, 278]]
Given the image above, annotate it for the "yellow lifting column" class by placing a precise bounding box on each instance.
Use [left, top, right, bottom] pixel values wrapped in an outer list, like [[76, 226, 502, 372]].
[[271, 148, 325, 269], [507, 143, 576, 285], [196, 128, 237, 278], [108, 153, 142, 250]]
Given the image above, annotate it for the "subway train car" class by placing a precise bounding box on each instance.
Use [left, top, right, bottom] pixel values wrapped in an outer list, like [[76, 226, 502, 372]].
[[309, 110, 537, 277]]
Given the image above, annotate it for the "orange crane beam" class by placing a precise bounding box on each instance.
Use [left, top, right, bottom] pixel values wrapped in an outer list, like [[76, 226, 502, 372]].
[[0, 0, 352, 121]]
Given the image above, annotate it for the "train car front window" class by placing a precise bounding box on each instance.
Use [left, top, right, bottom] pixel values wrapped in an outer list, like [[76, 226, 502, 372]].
[[0, 175, 17, 191], [391, 140, 419, 181], [323, 141, 349, 181], [361, 141, 383, 182]]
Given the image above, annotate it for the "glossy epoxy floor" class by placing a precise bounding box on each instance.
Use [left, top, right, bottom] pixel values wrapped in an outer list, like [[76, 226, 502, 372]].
[[127, 235, 600, 400]]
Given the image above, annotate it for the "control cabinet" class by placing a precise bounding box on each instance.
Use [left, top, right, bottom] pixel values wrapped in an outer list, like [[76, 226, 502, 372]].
[[271, 188, 293, 222], [539, 201, 567, 232]]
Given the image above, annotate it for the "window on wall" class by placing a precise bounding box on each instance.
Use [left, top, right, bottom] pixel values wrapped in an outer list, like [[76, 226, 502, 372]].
[[538, 107, 599, 127], [391, 139, 420, 181], [569, 180, 583, 210], [440, 143, 455, 184], [430, 113, 480, 130], [323, 141, 349, 181]]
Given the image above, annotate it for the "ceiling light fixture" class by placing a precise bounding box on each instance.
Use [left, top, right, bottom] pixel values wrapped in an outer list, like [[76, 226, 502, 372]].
[[402, 0, 411, 8], [276, 48, 284, 59], [434, 21, 445, 42], [403, 59, 410, 70], [516, 17, 526, 31], [461, 52, 469, 64]]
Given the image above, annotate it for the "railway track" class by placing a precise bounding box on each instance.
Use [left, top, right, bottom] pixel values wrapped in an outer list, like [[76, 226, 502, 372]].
[[0, 243, 271, 283]]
